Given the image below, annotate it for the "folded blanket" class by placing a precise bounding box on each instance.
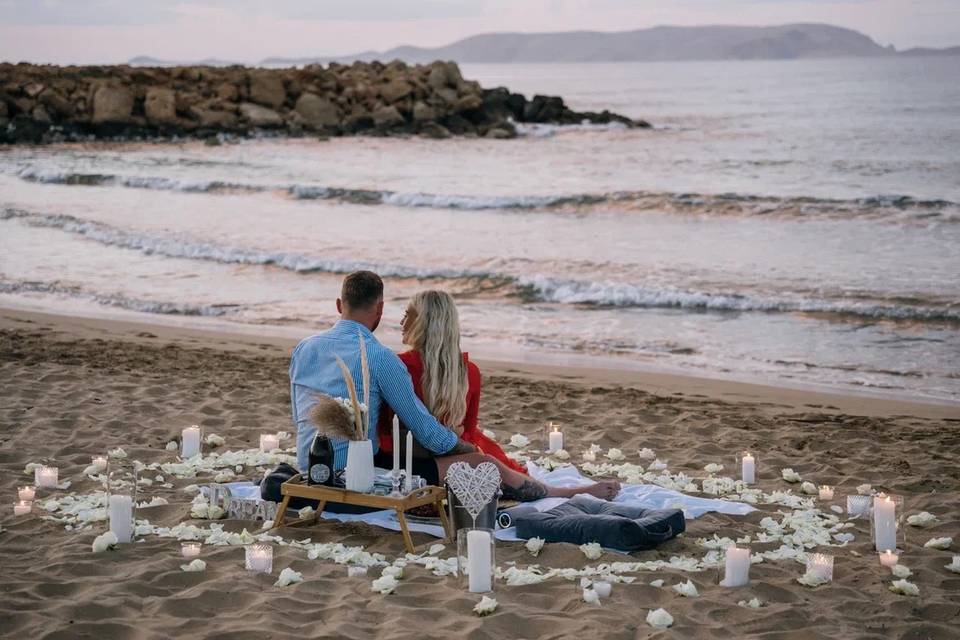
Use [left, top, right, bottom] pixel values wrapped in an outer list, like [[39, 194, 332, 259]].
[[514, 494, 685, 551]]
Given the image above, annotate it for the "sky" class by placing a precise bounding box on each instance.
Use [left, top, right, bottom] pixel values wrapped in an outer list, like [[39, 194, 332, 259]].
[[1, 0, 958, 64]]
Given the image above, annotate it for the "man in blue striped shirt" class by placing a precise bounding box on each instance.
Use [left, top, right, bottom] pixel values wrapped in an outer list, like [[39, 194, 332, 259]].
[[290, 271, 476, 472]]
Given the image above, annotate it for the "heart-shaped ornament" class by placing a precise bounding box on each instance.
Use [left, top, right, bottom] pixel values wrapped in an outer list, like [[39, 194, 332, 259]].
[[445, 461, 501, 520]]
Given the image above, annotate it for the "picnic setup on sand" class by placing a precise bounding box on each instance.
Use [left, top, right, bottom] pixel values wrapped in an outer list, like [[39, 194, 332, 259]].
[[7, 273, 958, 633]]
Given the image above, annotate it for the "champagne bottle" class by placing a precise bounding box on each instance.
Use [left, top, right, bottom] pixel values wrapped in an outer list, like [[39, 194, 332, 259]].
[[307, 433, 334, 486]]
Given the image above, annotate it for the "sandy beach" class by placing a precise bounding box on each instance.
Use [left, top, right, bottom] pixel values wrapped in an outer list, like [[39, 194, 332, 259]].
[[1, 306, 957, 640]]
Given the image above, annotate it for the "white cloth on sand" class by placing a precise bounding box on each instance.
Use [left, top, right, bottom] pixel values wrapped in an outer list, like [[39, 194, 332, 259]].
[[222, 461, 753, 542]]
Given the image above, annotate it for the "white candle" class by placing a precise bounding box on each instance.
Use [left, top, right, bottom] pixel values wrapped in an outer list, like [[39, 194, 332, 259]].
[[181, 425, 201, 458], [347, 566, 368, 577], [245, 544, 273, 573], [467, 529, 492, 593], [548, 424, 563, 453], [92, 456, 108, 472], [722, 546, 751, 587], [741, 453, 756, 484], [109, 494, 133, 543], [35, 466, 58, 488], [806, 553, 834, 581], [181, 542, 202, 558], [879, 550, 899, 567], [13, 501, 32, 516], [593, 581, 612, 598], [404, 430, 413, 492], [18, 486, 35, 501], [392, 416, 400, 475], [818, 485, 834, 500], [259, 433, 279, 452], [950, 555, 960, 569], [873, 494, 897, 552]]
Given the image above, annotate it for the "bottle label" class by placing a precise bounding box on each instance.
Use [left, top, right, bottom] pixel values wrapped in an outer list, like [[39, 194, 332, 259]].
[[309, 463, 331, 484]]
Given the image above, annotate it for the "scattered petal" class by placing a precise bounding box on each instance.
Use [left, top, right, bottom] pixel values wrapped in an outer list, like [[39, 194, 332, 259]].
[[797, 570, 830, 587], [924, 537, 952, 550], [165, 441, 178, 452], [473, 596, 498, 616], [649, 579, 665, 588], [800, 482, 818, 495], [274, 567, 303, 587], [582, 588, 600, 605], [92, 531, 118, 553], [580, 542, 602, 560], [371, 574, 399, 594], [525, 537, 545, 556], [605, 448, 625, 461], [891, 564, 912, 578], [704, 463, 724, 474], [181, 559, 206, 572], [482, 429, 497, 441], [738, 598, 764, 608], [298, 506, 315, 520], [907, 512, 940, 528], [108, 448, 127, 459], [205, 434, 225, 447], [781, 468, 801, 483], [672, 580, 699, 597], [509, 434, 530, 448], [637, 448, 656, 460], [856, 484, 873, 495], [381, 565, 403, 579], [889, 579, 919, 596], [646, 608, 674, 629], [427, 543, 445, 555]]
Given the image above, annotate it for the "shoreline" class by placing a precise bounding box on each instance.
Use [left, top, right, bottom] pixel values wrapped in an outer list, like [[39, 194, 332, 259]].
[[3, 303, 955, 420]]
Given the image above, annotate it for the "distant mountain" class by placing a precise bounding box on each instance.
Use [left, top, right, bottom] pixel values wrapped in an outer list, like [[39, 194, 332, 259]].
[[128, 55, 240, 67], [263, 23, 903, 66], [898, 46, 960, 56]]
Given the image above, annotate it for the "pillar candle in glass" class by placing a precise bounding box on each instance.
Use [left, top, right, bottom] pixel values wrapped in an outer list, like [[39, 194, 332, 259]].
[[245, 544, 273, 573], [259, 433, 279, 452], [721, 546, 751, 587], [181, 542, 202, 558], [109, 493, 134, 543], [740, 452, 756, 484], [458, 528, 494, 593], [92, 456, 109, 472], [181, 425, 202, 458], [818, 485, 834, 500], [806, 553, 834, 581], [18, 486, 36, 501], [548, 423, 563, 453], [872, 494, 897, 552], [879, 550, 899, 567], [35, 466, 58, 488], [13, 501, 32, 516]]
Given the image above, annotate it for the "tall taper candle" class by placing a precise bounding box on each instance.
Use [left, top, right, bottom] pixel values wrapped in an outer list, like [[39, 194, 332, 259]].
[[392, 416, 401, 475], [405, 430, 413, 492]]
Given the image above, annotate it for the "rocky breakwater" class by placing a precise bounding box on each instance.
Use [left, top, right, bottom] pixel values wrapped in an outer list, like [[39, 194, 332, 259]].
[[0, 60, 647, 143]]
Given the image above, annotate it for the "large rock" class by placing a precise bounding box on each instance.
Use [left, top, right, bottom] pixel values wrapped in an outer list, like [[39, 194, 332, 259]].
[[144, 87, 177, 125], [248, 73, 286, 109], [92, 85, 133, 123], [412, 101, 436, 122], [428, 62, 462, 90], [294, 93, 339, 128], [38, 89, 74, 118], [454, 94, 483, 113], [190, 105, 237, 128], [372, 104, 405, 128], [379, 78, 413, 103], [217, 83, 238, 102], [239, 102, 283, 127]]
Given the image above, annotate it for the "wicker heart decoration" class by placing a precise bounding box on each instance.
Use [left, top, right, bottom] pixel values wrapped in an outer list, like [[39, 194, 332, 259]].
[[445, 461, 501, 520]]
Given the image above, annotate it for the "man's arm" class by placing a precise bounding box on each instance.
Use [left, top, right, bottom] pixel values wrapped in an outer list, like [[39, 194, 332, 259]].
[[378, 352, 463, 455]]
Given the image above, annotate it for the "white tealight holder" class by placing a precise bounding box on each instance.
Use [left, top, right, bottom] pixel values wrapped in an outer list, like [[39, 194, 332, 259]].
[[35, 466, 59, 488], [806, 553, 834, 582], [259, 433, 280, 453], [18, 486, 36, 502], [92, 456, 109, 472], [879, 550, 899, 567], [181, 542, 202, 558], [13, 501, 32, 516], [347, 566, 368, 578], [818, 485, 834, 501], [245, 544, 273, 573]]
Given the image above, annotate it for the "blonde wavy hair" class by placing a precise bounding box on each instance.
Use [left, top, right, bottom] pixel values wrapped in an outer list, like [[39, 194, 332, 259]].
[[405, 290, 468, 430]]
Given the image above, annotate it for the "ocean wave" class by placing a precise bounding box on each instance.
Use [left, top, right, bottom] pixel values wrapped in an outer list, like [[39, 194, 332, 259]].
[[513, 120, 631, 138], [14, 166, 960, 221], [0, 278, 236, 316], [517, 275, 960, 323]]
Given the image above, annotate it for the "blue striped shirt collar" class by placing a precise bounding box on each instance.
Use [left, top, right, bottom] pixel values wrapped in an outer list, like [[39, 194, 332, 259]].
[[329, 318, 376, 341]]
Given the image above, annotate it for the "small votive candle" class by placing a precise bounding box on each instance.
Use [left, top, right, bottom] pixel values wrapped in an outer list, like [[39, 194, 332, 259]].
[[879, 549, 899, 567], [548, 423, 563, 453], [721, 546, 751, 587], [92, 456, 109, 472], [818, 485, 834, 500], [181, 425, 202, 458], [347, 566, 368, 578], [13, 500, 32, 516], [18, 486, 36, 501], [259, 433, 280, 452], [741, 452, 756, 484], [181, 542, 202, 558], [806, 553, 834, 581], [245, 544, 273, 573], [35, 466, 58, 488], [593, 581, 612, 598]]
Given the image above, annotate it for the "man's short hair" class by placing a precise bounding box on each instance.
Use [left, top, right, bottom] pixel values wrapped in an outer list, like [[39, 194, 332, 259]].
[[341, 271, 384, 310]]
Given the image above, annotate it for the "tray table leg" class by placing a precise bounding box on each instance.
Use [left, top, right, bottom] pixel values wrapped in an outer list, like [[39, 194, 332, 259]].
[[396, 509, 416, 554], [437, 499, 454, 543], [270, 495, 291, 530]]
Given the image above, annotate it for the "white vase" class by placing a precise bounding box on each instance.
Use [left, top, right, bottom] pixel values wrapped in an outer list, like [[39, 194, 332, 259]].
[[345, 439, 375, 493]]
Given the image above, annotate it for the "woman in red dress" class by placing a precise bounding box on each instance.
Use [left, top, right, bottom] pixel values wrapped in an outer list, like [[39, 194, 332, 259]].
[[376, 290, 618, 502]]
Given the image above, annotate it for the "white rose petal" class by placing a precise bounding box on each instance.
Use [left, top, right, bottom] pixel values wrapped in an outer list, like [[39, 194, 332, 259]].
[[371, 574, 399, 594], [891, 564, 912, 578], [797, 570, 830, 587], [649, 579, 665, 588], [648, 459, 668, 471], [646, 608, 674, 629], [944, 561, 960, 574], [428, 543, 445, 555], [672, 580, 699, 597], [580, 542, 602, 560], [552, 449, 570, 460], [738, 598, 764, 608], [889, 579, 919, 596], [582, 588, 600, 605], [924, 537, 952, 550], [381, 565, 403, 579], [509, 434, 530, 448], [298, 506, 315, 520], [108, 447, 128, 459], [781, 468, 802, 483], [906, 511, 940, 528], [800, 482, 818, 495], [24, 462, 42, 475], [92, 531, 118, 553], [165, 441, 178, 451], [181, 559, 207, 572], [274, 567, 303, 587], [704, 463, 723, 474], [525, 537, 545, 556], [605, 448, 625, 461], [473, 596, 498, 616], [205, 434, 225, 447], [857, 484, 873, 495], [637, 448, 655, 460], [482, 429, 497, 441]]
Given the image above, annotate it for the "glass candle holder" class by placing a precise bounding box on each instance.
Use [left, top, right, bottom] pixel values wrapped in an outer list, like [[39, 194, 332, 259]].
[[347, 566, 368, 578], [245, 544, 273, 573], [107, 463, 137, 543], [806, 553, 834, 582], [879, 550, 899, 567], [457, 528, 496, 593], [736, 451, 757, 485], [259, 433, 280, 452], [818, 485, 834, 501], [35, 465, 59, 488], [846, 495, 872, 519], [18, 486, 36, 502], [92, 456, 109, 473], [719, 546, 751, 587], [870, 493, 905, 552], [181, 425, 203, 459], [13, 501, 32, 516], [181, 542, 202, 558]]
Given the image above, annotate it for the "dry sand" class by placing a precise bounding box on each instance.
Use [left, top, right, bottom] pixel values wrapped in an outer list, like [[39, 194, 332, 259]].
[[1, 307, 958, 640]]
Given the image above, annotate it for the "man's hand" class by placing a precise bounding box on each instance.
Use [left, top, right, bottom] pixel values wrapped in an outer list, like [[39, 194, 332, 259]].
[[446, 439, 477, 456]]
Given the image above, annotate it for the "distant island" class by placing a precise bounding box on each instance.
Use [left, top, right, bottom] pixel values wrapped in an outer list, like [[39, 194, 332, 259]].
[[226, 23, 959, 68]]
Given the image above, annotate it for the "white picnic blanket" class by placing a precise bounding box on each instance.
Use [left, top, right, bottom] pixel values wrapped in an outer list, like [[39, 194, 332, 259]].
[[221, 461, 754, 542]]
